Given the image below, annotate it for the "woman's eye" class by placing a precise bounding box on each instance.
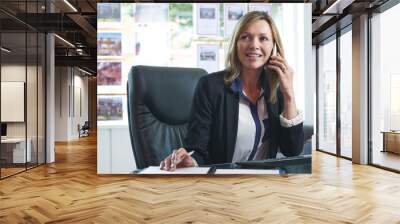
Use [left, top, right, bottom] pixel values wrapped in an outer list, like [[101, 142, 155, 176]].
[[240, 35, 250, 40], [260, 36, 268, 41]]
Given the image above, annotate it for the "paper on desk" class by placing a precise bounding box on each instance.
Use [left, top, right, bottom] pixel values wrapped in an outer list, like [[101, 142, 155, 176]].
[[138, 166, 211, 174], [215, 169, 280, 175]]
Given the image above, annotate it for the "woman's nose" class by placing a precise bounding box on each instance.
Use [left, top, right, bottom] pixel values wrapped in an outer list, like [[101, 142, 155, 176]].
[[248, 38, 260, 49]]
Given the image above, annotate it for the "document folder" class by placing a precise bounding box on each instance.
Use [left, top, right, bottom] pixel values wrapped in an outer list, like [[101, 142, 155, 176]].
[[133, 166, 214, 175]]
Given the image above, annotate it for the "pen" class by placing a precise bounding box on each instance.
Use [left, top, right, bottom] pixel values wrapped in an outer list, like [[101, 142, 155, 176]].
[[187, 151, 194, 156]]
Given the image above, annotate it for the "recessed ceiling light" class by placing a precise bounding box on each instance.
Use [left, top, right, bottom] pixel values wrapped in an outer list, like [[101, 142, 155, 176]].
[[78, 67, 92, 76], [54, 34, 75, 48], [322, 0, 354, 15], [63, 0, 78, 12], [1, 47, 11, 53]]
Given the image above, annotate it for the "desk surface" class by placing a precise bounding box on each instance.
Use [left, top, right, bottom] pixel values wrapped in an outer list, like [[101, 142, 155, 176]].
[[1, 138, 28, 143], [381, 131, 400, 134]]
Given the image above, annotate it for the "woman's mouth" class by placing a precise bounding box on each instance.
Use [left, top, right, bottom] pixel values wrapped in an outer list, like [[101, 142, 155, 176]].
[[246, 53, 262, 58]]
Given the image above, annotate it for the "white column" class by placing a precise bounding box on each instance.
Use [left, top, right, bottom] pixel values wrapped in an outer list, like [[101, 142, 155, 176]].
[[304, 3, 314, 127], [54, 66, 73, 141], [46, 33, 55, 163], [352, 14, 369, 164]]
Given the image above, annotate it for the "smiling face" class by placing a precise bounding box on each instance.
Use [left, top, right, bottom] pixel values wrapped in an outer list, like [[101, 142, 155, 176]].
[[236, 19, 274, 73]]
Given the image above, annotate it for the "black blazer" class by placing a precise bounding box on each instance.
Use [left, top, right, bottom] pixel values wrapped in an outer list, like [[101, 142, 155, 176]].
[[184, 70, 304, 165]]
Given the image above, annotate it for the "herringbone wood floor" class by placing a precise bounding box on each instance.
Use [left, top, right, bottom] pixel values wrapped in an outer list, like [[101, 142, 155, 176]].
[[1, 134, 400, 223]]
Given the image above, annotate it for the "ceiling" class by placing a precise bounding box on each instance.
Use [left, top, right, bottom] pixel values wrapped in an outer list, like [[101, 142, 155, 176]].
[[0, 0, 395, 74], [311, 0, 391, 43], [0, 0, 99, 74]]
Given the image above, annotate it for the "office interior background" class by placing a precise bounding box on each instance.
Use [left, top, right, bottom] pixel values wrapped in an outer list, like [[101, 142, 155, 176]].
[[0, 0, 97, 179], [0, 0, 400, 222]]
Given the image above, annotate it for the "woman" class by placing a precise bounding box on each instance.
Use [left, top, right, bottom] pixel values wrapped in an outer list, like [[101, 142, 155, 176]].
[[160, 11, 304, 171]]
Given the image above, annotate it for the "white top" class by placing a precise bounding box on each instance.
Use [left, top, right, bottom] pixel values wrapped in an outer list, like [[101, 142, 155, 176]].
[[232, 87, 303, 163]]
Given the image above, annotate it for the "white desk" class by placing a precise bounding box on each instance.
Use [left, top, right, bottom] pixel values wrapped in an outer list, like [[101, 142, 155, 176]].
[[1, 138, 31, 163], [97, 122, 136, 174], [381, 131, 400, 154]]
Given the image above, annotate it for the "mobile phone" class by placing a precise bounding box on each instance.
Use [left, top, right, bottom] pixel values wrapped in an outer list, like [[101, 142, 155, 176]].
[[267, 43, 277, 65], [272, 43, 277, 56]]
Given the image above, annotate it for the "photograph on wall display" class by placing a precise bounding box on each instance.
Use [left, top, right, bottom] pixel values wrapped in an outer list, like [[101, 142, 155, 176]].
[[135, 39, 140, 56], [98, 3, 121, 22], [200, 7, 215, 19], [133, 27, 170, 66], [197, 44, 219, 73], [197, 4, 219, 36], [224, 4, 247, 37], [135, 3, 168, 23], [248, 3, 273, 14], [97, 33, 122, 56], [97, 96, 123, 121], [97, 62, 122, 86]]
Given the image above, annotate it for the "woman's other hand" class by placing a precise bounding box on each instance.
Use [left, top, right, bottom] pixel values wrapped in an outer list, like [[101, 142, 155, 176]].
[[159, 148, 195, 171]]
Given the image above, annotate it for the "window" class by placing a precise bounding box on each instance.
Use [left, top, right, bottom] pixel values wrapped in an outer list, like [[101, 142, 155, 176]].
[[371, 3, 400, 171], [317, 36, 337, 154], [339, 28, 352, 158]]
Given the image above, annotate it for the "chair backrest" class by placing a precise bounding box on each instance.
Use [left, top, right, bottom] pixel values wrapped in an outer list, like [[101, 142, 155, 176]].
[[127, 65, 207, 169], [82, 121, 90, 130]]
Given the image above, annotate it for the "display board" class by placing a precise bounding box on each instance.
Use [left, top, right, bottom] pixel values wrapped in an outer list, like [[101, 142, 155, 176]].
[[1, 82, 25, 122]]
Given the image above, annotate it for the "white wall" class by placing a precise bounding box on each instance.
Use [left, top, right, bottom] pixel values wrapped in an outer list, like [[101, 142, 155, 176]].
[[55, 66, 89, 141], [55, 66, 68, 141], [1, 65, 26, 81], [1, 65, 37, 138]]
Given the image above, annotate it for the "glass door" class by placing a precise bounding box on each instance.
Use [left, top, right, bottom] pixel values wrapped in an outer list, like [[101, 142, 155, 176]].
[[1, 29, 28, 178]]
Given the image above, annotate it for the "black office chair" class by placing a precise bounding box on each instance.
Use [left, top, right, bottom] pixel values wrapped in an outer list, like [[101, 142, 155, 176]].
[[127, 65, 207, 169], [80, 121, 90, 137]]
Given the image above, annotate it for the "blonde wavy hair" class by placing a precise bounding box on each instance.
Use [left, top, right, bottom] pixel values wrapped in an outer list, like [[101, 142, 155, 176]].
[[225, 11, 284, 104]]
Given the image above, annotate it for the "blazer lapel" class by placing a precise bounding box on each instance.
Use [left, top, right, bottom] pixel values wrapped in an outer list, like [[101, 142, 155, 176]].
[[225, 86, 239, 163]]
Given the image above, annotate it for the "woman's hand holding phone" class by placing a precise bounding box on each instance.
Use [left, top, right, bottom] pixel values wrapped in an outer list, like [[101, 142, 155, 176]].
[[267, 55, 294, 97], [266, 46, 298, 119]]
